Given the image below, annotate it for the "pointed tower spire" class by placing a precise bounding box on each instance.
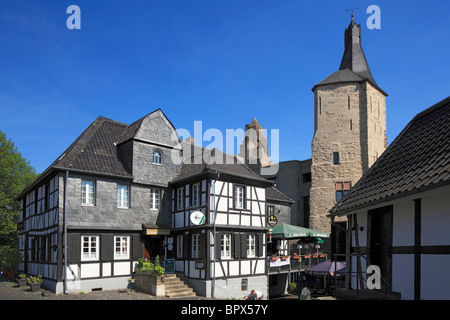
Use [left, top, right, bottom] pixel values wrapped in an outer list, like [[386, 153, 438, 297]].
[[339, 16, 376, 84]]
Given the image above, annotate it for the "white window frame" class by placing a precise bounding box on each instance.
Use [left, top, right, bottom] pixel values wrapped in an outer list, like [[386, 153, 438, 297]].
[[192, 183, 200, 207], [235, 185, 245, 209], [221, 234, 232, 259], [81, 235, 99, 261], [192, 234, 200, 258], [81, 180, 95, 205], [177, 188, 183, 210], [152, 150, 162, 164], [247, 235, 256, 258], [117, 185, 129, 209], [114, 236, 130, 260], [176, 235, 183, 258], [150, 188, 160, 210]]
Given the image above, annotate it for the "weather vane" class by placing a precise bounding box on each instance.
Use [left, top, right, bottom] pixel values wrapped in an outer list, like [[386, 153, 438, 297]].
[[345, 8, 359, 19]]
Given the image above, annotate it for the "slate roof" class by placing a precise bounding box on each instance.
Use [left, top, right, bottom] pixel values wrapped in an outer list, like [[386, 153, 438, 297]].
[[330, 96, 450, 216], [171, 147, 273, 186], [312, 17, 387, 96], [16, 116, 132, 199], [47, 116, 131, 177], [266, 186, 295, 204]]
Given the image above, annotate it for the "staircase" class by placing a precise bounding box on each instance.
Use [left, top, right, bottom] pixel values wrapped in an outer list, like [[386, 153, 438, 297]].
[[164, 274, 196, 298]]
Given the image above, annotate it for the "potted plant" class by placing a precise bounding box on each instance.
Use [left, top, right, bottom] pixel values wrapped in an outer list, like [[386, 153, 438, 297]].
[[134, 256, 165, 296], [281, 256, 289, 261], [288, 282, 297, 294], [17, 274, 27, 287], [271, 255, 279, 261], [27, 275, 42, 292]]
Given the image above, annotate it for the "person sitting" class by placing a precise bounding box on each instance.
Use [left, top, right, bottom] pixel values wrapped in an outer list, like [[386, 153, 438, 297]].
[[243, 289, 263, 300]]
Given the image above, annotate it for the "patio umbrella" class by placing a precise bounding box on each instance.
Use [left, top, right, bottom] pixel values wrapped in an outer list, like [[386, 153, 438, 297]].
[[306, 260, 346, 276], [270, 223, 330, 239]]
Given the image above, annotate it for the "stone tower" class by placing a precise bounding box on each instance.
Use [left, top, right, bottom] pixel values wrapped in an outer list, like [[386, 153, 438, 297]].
[[309, 16, 388, 234]]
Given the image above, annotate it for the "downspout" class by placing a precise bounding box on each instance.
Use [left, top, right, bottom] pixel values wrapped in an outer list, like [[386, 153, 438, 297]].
[[211, 171, 220, 299], [63, 170, 68, 294]]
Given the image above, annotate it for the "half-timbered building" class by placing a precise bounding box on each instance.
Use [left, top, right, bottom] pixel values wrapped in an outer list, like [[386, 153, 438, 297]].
[[329, 96, 450, 300], [15, 110, 181, 294], [169, 149, 273, 298], [15, 109, 280, 299]]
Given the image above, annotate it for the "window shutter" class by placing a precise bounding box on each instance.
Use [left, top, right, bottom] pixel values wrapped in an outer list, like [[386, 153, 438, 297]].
[[101, 234, 113, 261], [132, 234, 142, 260], [199, 233, 205, 258], [232, 234, 241, 259], [214, 234, 221, 260], [240, 234, 247, 259], [67, 233, 80, 263], [257, 233, 264, 257], [183, 234, 189, 259]]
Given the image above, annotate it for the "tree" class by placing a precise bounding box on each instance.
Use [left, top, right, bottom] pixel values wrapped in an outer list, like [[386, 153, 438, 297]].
[[0, 130, 38, 248]]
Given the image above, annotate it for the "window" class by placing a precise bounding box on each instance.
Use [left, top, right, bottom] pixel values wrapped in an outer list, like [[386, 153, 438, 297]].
[[177, 188, 183, 210], [176, 235, 183, 258], [336, 182, 352, 202], [302, 172, 311, 183], [192, 183, 200, 207], [333, 152, 340, 165], [192, 234, 200, 258], [221, 234, 232, 259], [81, 236, 99, 261], [117, 185, 129, 208], [114, 236, 129, 259], [81, 180, 95, 205], [150, 188, 160, 210], [235, 185, 245, 209], [247, 235, 256, 258], [152, 150, 162, 164]]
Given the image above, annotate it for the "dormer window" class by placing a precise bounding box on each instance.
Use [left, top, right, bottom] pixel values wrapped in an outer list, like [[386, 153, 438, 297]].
[[152, 150, 163, 164]]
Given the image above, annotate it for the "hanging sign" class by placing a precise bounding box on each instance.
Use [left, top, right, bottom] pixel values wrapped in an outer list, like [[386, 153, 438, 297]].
[[190, 211, 205, 225], [268, 214, 278, 226]]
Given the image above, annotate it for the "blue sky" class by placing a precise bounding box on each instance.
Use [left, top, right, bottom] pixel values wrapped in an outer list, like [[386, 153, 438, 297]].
[[0, 0, 448, 173]]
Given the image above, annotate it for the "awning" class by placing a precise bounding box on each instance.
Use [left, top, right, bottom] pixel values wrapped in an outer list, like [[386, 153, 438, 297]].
[[306, 260, 346, 275], [269, 223, 329, 239]]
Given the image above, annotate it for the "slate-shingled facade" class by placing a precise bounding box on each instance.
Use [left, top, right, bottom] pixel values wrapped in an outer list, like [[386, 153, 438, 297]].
[[15, 109, 286, 298]]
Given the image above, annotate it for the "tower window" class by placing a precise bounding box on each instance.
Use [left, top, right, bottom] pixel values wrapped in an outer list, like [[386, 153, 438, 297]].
[[319, 97, 322, 115], [348, 96, 351, 110], [350, 119, 353, 130], [336, 182, 351, 201], [333, 152, 340, 165]]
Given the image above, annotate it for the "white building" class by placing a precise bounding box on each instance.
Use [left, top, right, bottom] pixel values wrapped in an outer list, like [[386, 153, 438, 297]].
[[329, 96, 450, 300]]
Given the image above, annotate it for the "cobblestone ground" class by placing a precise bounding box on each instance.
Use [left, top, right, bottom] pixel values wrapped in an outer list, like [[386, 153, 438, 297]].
[[0, 275, 210, 300]]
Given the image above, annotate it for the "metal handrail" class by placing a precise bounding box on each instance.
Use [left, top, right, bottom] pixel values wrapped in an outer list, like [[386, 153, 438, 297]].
[[332, 253, 392, 300]]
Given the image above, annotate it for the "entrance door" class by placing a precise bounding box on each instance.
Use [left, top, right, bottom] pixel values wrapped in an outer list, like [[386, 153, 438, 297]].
[[368, 205, 393, 287], [144, 236, 164, 260]]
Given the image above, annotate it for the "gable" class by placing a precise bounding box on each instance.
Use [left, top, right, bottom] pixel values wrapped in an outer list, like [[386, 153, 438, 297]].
[[135, 110, 178, 148]]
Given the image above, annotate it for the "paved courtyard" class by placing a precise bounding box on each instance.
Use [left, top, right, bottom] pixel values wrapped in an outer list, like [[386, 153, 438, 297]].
[[0, 274, 210, 300]]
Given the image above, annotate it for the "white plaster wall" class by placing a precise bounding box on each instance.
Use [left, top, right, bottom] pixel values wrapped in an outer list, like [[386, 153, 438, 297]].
[[421, 188, 450, 246], [392, 254, 414, 300]]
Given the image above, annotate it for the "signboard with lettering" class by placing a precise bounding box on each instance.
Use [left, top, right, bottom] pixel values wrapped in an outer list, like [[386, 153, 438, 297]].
[[146, 228, 170, 236], [164, 258, 175, 274], [190, 211, 206, 225]]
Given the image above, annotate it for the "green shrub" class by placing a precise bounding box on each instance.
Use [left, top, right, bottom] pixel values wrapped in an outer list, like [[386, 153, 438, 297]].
[[137, 256, 165, 277]]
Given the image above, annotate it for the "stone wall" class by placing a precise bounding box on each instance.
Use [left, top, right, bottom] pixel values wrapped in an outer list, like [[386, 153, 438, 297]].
[[310, 81, 387, 234]]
